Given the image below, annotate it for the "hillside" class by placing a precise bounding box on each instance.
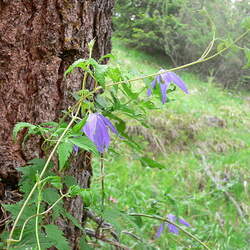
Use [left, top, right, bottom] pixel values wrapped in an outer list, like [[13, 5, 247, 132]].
[[90, 39, 250, 249]]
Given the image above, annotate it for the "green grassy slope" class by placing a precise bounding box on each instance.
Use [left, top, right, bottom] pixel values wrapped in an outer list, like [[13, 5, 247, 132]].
[[91, 39, 250, 249]]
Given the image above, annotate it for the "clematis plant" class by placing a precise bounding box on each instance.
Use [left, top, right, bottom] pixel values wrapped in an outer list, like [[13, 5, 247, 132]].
[[147, 71, 189, 104], [82, 112, 118, 153], [156, 214, 191, 237]]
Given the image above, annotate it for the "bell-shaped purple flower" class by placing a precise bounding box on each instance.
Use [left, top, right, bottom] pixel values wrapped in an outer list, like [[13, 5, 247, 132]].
[[155, 214, 191, 238], [82, 113, 118, 153], [147, 71, 189, 104]]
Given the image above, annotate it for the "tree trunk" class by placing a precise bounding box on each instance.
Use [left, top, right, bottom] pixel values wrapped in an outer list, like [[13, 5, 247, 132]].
[[0, 0, 114, 248]]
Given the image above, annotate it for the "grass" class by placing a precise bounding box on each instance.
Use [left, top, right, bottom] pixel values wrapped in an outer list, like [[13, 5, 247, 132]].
[[90, 39, 250, 249]]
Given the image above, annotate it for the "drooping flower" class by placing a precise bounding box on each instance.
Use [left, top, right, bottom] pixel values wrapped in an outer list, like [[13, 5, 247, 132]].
[[82, 113, 118, 153], [155, 214, 191, 238], [147, 71, 189, 104]]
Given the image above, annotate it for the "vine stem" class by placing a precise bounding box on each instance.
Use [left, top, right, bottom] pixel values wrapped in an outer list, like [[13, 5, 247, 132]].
[[128, 213, 211, 250], [9, 193, 67, 244], [35, 188, 42, 250], [7, 106, 81, 249], [105, 29, 249, 88], [100, 153, 105, 211]]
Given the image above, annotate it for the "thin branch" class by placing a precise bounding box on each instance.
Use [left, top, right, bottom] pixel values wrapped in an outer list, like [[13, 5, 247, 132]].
[[128, 213, 211, 250], [85, 209, 119, 242], [85, 228, 130, 250], [121, 231, 142, 242]]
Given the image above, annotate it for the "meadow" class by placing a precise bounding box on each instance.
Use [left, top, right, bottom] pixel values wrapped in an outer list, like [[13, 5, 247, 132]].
[[89, 38, 250, 249]]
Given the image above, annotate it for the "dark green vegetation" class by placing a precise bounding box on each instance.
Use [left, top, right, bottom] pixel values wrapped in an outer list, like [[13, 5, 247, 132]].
[[91, 39, 250, 249], [113, 0, 250, 89]]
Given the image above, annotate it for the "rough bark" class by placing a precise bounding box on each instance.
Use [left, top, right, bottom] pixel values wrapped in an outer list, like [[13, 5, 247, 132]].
[[0, 0, 114, 248]]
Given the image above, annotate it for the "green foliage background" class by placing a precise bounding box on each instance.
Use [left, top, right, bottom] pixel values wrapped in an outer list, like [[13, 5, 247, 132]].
[[113, 0, 250, 89]]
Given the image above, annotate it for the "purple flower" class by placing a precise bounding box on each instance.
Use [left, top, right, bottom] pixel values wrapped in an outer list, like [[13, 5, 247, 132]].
[[73, 144, 79, 154], [82, 113, 118, 153], [155, 214, 191, 238], [147, 71, 189, 104]]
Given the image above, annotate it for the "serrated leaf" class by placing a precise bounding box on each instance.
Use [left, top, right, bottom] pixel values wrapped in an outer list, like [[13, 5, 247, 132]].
[[95, 95, 112, 110], [139, 157, 165, 169], [64, 59, 87, 76], [43, 188, 61, 205], [68, 185, 89, 198], [3, 201, 36, 224], [57, 141, 73, 171], [12, 122, 37, 140], [94, 64, 109, 88], [99, 53, 115, 63], [40, 121, 59, 128], [63, 175, 78, 188], [43, 176, 63, 189], [121, 83, 139, 99], [44, 224, 70, 250], [17, 158, 54, 195], [107, 67, 123, 82], [69, 136, 98, 155], [72, 118, 86, 133]]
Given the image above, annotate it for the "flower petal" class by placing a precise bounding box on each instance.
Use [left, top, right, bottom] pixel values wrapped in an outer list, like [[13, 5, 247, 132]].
[[168, 72, 189, 94], [99, 114, 118, 135], [178, 218, 191, 227], [167, 223, 179, 235], [82, 113, 98, 141], [147, 88, 152, 97], [83, 113, 110, 153], [151, 79, 157, 88], [93, 118, 109, 153], [167, 214, 177, 221], [156, 223, 165, 238], [160, 82, 170, 104]]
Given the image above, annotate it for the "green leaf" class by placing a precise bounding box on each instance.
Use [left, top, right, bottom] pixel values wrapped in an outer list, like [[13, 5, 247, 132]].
[[95, 95, 111, 110], [69, 136, 98, 155], [241, 16, 250, 30], [72, 118, 86, 133], [40, 121, 59, 128], [121, 83, 139, 99], [99, 53, 115, 63], [18, 158, 53, 195], [94, 64, 109, 87], [57, 141, 73, 171], [12, 122, 36, 140], [64, 59, 87, 76], [107, 67, 123, 83], [139, 157, 165, 169], [42, 176, 63, 189], [63, 175, 78, 188], [43, 188, 61, 205], [44, 224, 70, 250]]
